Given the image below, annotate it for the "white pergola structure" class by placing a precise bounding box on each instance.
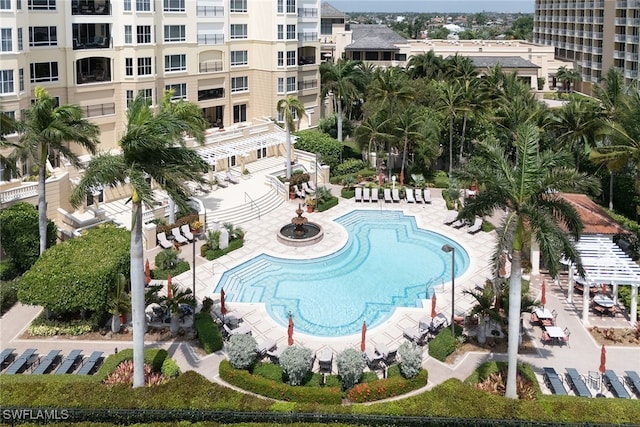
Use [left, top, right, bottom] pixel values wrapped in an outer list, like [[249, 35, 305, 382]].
[[196, 131, 292, 168], [567, 235, 640, 326]]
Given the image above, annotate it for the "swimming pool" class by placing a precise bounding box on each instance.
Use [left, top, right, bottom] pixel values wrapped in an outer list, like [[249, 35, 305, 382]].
[[214, 210, 469, 337]]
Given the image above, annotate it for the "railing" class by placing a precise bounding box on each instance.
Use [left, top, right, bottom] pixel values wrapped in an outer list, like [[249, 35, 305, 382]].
[[297, 79, 317, 91], [82, 103, 115, 118], [72, 1, 111, 15], [197, 34, 225, 45], [196, 5, 224, 17], [297, 32, 318, 42], [199, 61, 224, 73], [244, 192, 260, 220], [0, 183, 38, 204], [297, 7, 317, 17], [266, 175, 286, 197]]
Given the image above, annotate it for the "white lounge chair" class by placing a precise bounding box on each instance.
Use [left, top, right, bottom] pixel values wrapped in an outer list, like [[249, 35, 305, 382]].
[[157, 232, 173, 249], [223, 324, 252, 337], [384, 188, 392, 203], [371, 188, 379, 202], [364, 347, 383, 369], [318, 348, 333, 373], [423, 189, 432, 203], [216, 174, 229, 188], [302, 181, 314, 194], [266, 347, 284, 363], [355, 187, 363, 202], [180, 224, 194, 241], [392, 188, 400, 203], [451, 218, 466, 228], [308, 180, 316, 191], [363, 187, 370, 202], [415, 188, 424, 203], [406, 188, 416, 203], [467, 217, 483, 234], [171, 227, 188, 244], [443, 210, 458, 225], [256, 339, 277, 357], [226, 171, 240, 184], [294, 185, 306, 199]]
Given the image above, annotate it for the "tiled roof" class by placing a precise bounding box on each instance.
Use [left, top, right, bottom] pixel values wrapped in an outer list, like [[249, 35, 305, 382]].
[[560, 193, 627, 235], [465, 56, 541, 69], [320, 2, 345, 18], [346, 25, 407, 51]]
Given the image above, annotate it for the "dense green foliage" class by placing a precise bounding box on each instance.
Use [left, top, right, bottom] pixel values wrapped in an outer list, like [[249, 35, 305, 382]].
[[0, 203, 57, 275], [204, 238, 244, 260], [227, 334, 258, 369], [0, 279, 19, 315], [428, 326, 463, 362], [293, 130, 343, 173], [194, 312, 224, 353], [18, 225, 130, 314], [334, 159, 365, 176], [95, 348, 169, 382], [319, 113, 354, 139], [336, 348, 366, 391], [397, 341, 423, 378], [346, 369, 428, 403], [279, 345, 314, 386], [27, 311, 95, 336]]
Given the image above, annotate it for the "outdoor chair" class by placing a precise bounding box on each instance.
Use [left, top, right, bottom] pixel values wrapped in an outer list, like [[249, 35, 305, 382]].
[[384, 188, 392, 203], [565, 368, 592, 397], [467, 217, 483, 234], [223, 323, 252, 338], [415, 188, 424, 203], [55, 350, 82, 374], [180, 224, 194, 241], [302, 181, 314, 194], [364, 348, 383, 370], [541, 331, 552, 346], [423, 188, 432, 203], [403, 327, 430, 345], [5, 348, 37, 374], [363, 187, 371, 202], [266, 347, 284, 363], [530, 312, 540, 326], [588, 371, 601, 389], [624, 371, 640, 397], [443, 210, 458, 225], [451, 218, 466, 228], [0, 348, 15, 370], [608, 305, 619, 317], [32, 350, 61, 375], [226, 171, 240, 184], [318, 348, 333, 373], [294, 185, 306, 199], [543, 367, 568, 395], [76, 351, 103, 375], [355, 187, 363, 202], [604, 370, 631, 398], [560, 328, 570, 347], [256, 339, 277, 358], [391, 188, 400, 202], [406, 188, 415, 203], [371, 188, 379, 202], [157, 232, 173, 249], [383, 349, 397, 365], [171, 227, 188, 245], [216, 174, 229, 188]]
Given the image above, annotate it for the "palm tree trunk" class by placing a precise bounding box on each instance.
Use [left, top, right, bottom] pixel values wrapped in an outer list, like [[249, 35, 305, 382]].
[[401, 136, 408, 182], [131, 199, 146, 388], [285, 121, 292, 179], [459, 114, 468, 165], [38, 145, 48, 255], [609, 170, 614, 210], [505, 248, 523, 399], [337, 102, 344, 143], [448, 117, 454, 175]]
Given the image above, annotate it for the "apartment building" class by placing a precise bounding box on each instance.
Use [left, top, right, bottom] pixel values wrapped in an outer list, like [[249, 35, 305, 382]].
[[0, 0, 321, 156], [534, 0, 640, 93]]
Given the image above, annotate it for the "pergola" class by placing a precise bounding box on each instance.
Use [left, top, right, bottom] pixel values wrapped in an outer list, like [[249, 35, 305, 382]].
[[196, 131, 292, 166], [566, 235, 640, 326]]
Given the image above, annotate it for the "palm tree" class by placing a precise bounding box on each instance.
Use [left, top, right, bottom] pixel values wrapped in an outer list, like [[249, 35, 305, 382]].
[[320, 59, 362, 142], [454, 123, 599, 398], [162, 283, 195, 336], [353, 112, 393, 162], [11, 87, 100, 254], [407, 51, 445, 80], [436, 81, 462, 174], [393, 107, 425, 183], [456, 78, 488, 164], [367, 67, 414, 117], [556, 66, 581, 93], [549, 95, 600, 169], [70, 90, 208, 388], [277, 95, 307, 179]]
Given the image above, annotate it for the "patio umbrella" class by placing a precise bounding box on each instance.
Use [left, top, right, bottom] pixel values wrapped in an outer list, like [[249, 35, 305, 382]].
[[287, 313, 294, 346], [431, 293, 437, 318], [378, 172, 383, 187], [167, 275, 173, 299], [400, 171, 404, 186], [599, 345, 606, 374], [499, 252, 508, 278], [220, 288, 227, 315], [541, 282, 547, 308], [602, 283, 607, 296], [360, 321, 367, 352], [144, 259, 151, 285]]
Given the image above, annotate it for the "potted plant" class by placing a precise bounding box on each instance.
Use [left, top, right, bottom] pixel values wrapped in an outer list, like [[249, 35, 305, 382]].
[[191, 220, 203, 235], [107, 273, 131, 334], [306, 195, 316, 213], [162, 283, 195, 336]]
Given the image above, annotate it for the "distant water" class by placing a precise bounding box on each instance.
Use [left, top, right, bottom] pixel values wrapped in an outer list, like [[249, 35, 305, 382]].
[[330, 0, 534, 14]]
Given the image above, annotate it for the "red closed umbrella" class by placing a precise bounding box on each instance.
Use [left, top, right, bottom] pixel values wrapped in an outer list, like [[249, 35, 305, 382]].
[[400, 171, 404, 186], [220, 288, 227, 315], [378, 172, 384, 187], [360, 321, 367, 352], [287, 313, 294, 346], [541, 282, 546, 308], [167, 275, 173, 299], [431, 293, 437, 319], [602, 283, 607, 296], [599, 345, 606, 374], [145, 259, 151, 285]]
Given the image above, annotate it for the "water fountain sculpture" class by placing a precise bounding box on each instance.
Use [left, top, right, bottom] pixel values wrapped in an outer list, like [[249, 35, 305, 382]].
[[277, 204, 323, 246]]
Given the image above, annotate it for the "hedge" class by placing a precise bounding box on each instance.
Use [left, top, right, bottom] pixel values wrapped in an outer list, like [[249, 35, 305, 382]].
[[95, 348, 169, 382], [150, 261, 190, 280], [346, 369, 428, 403], [317, 196, 338, 212], [27, 313, 94, 336], [340, 188, 355, 199], [0, 279, 19, 315], [428, 325, 463, 362], [194, 312, 224, 353], [204, 238, 244, 261]]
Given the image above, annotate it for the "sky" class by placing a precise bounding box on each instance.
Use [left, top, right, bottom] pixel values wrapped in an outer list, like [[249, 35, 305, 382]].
[[329, 0, 535, 14]]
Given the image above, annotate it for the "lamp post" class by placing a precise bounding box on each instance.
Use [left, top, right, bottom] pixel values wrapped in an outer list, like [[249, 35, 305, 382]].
[[315, 151, 320, 193], [441, 244, 455, 336], [192, 231, 199, 315]]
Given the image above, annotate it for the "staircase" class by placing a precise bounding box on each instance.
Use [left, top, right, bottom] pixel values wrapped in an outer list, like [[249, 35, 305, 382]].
[[204, 188, 284, 227]]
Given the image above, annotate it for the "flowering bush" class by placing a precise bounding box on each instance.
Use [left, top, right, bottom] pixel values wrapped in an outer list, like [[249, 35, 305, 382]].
[[346, 369, 428, 403], [104, 360, 168, 387], [398, 341, 423, 378], [336, 348, 366, 390], [279, 345, 313, 386], [226, 334, 257, 370]]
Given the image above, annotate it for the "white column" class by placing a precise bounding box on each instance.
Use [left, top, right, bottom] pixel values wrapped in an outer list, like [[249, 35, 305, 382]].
[[612, 282, 618, 305], [582, 280, 590, 325], [168, 197, 176, 225], [531, 236, 540, 275], [567, 267, 574, 304], [631, 285, 638, 326]]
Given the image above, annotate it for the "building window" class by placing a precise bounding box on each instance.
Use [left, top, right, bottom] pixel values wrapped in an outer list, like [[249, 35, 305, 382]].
[[164, 54, 186, 72], [125, 58, 133, 76], [137, 57, 152, 75], [277, 51, 284, 66], [124, 0, 131, 11], [287, 76, 296, 92], [139, 88, 153, 104], [286, 24, 295, 40], [126, 90, 134, 107], [28, 0, 56, 10], [0, 0, 10, 9], [136, 0, 150, 11], [124, 25, 132, 44], [17, 28, 22, 50], [165, 83, 186, 100], [277, 0, 282, 13], [277, 24, 283, 40], [231, 76, 248, 92], [163, 0, 184, 12], [28, 26, 57, 47], [277, 106, 297, 122], [18, 68, 24, 91], [286, 0, 295, 13], [230, 24, 247, 40], [233, 104, 246, 123], [30, 62, 58, 83], [277, 77, 284, 94], [0, 28, 11, 52], [137, 25, 151, 44], [230, 50, 248, 66], [164, 25, 185, 42], [229, 0, 246, 13], [287, 50, 296, 66], [257, 147, 267, 159], [0, 70, 14, 94]]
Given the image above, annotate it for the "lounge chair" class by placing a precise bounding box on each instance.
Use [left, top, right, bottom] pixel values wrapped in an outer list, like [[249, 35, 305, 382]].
[[384, 188, 392, 203], [223, 323, 252, 337], [226, 171, 240, 184], [384, 349, 397, 365], [604, 370, 631, 398], [5, 348, 37, 374], [157, 232, 173, 249], [302, 181, 314, 194], [363, 187, 370, 202], [216, 174, 229, 188], [467, 217, 483, 234], [543, 367, 568, 395], [266, 347, 284, 363], [55, 350, 82, 374], [371, 188, 379, 202], [403, 327, 430, 344], [76, 351, 103, 375], [415, 189, 424, 203], [0, 348, 15, 370], [180, 224, 194, 241], [318, 348, 333, 373], [391, 188, 400, 202], [406, 188, 415, 203], [32, 350, 61, 375], [451, 218, 466, 228], [364, 347, 383, 370], [307, 180, 316, 191], [256, 339, 277, 358], [355, 187, 363, 202], [423, 189, 432, 203], [625, 371, 640, 397], [171, 227, 188, 245], [565, 368, 592, 397], [443, 210, 458, 225]]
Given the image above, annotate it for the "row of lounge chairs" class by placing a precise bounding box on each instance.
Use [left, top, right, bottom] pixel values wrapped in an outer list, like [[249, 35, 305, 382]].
[[543, 367, 640, 398], [354, 187, 432, 204], [0, 348, 103, 375], [443, 211, 483, 234], [403, 313, 449, 345], [157, 224, 196, 248], [215, 172, 240, 188], [291, 182, 316, 199]]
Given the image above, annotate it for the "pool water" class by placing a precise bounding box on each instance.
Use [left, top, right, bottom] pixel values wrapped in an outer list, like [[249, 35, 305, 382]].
[[215, 210, 469, 337]]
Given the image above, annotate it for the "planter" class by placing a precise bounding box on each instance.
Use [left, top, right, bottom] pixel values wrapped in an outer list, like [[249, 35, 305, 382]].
[[119, 313, 127, 325], [111, 315, 121, 334], [307, 205, 314, 213]]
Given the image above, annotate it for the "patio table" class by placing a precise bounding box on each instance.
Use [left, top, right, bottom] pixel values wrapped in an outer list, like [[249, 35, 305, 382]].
[[545, 326, 566, 345], [533, 308, 553, 319], [419, 316, 431, 331], [593, 295, 614, 308]]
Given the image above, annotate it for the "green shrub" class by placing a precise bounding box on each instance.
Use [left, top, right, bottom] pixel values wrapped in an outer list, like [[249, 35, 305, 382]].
[[227, 334, 258, 369], [0, 260, 20, 281], [398, 341, 423, 378], [151, 260, 190, 280], [428, 326, 462, 362], [347, 369, 428, 403], [252, 361, 284, 382], [433, 170, 449, 188], [336, 348, 366, 390], [194, 312, 223, 353], [279, 345, 314, 386], [161, 357, 181, 378], [0, 279, 19, 315], [27, 312, 94, 336], [359, 371, 379, 383], [319, 113, 354, 139], [317, 196, 338, 212], [341, 188, 355, 199], [205, 238, 244, 261], [481, 220, 495, 232], [95, 348, 169, 382], [334, 159, 365, 176]]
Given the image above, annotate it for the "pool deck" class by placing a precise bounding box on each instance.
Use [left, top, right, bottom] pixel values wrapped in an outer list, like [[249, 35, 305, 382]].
[[2, 159, 638, 399]]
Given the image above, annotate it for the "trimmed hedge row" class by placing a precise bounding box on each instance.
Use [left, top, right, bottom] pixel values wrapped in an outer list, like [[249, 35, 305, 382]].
[[428, 325, 463, 362], [204, 238, 244, 261], [347, 369, 428, 403], [194, 312, 224, 353], [218, 360, 342, 405], [27, 313, 94, 336], [95, 348, 169, 382], [317, 196, 338, 212]]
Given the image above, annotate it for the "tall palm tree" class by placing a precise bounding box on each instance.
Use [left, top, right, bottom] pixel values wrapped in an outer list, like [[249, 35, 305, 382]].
[[436, 81, 462, 174], [277, 95, 307, 179], [456, 78, 488, 164], [354, 112, 393, 162], [70, 90, 208, 388], [320, 59, 362, 142], [407, 50, 445, 80], [12, 87, 100, 254], [549, 95, 600, 169], [454, 123, 599, 398], [393, 107, 425, 183], [443, 53, 477, 81], [556, 66, 581, 93], [368, 67, 414, 118]]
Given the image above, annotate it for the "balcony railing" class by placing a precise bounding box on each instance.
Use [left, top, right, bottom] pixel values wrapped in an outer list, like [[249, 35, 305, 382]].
[[74, 36, 111, 50], [297, 7, 317, 17], [0, 183, 38, 205], [297, 32, 318, 42], [297, 79, 317, 91], [199, 61, 223, 73], [197, 5, 224, 17], [298, 56, 316, 66], [72, 1, 111, 15], [198, 34, 224, 45], [82, 102, 115, 117]]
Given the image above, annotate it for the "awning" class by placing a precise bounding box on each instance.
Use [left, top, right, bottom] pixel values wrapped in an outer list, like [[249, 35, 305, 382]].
[[574, 235, 640, 286], [196, 131, 293, 166]]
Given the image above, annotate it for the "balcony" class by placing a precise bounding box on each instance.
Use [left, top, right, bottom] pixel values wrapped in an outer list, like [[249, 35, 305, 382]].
[[297, 32, 318, 42], [198, 87, 225, 101], [297, 7, 317, 17], [72, 1, 111, 15], [73, 24, 111, 50], [297, 79, 317, 91], [197, 5, 224, 17], [199, 60, 223, 73], [198, 33, 224, 45], [81, 102, 115, 117], [76, 57, 111, 85]]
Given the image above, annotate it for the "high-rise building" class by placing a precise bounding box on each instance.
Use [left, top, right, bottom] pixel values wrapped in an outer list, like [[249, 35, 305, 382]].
[[0, 0, 321, 153], [534, 0, 640, 92]]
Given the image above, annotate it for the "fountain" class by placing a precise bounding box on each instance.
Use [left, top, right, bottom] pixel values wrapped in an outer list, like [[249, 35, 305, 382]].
[[277, 204, 324, 247]]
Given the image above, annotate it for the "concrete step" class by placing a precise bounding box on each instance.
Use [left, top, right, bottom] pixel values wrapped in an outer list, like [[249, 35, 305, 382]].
[[205, 188, 284, 227]]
